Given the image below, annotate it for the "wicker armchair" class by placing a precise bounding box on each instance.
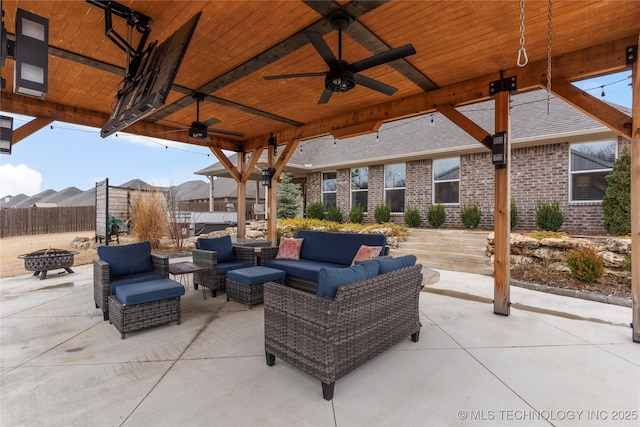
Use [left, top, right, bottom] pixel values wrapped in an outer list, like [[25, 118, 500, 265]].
[[93, 242, 169, 321], [264, 263, 423, 400], [192, 237, 256, 297]]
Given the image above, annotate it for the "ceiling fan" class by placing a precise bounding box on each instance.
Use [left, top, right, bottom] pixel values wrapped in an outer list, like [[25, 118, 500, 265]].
[[160, 93, 245, 141], [264, 12, 416, 104]]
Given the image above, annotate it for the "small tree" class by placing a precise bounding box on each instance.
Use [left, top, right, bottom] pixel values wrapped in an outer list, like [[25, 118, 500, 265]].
[[349, 204, 364, 224], [374, 203, 391, 223], [427, 204, 446, 228], [277, 174, 301, 219], [306, 202, 325, 220], [602, 153, 631, 235], [326, 205, 343, 222], [404, 207, 422, 227], [535, 200, 564, 232], [460, 204, 482, 229]]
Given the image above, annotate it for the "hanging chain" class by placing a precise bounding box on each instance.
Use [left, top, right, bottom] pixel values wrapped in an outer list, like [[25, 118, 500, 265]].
[[546, 0, 553, 114], [517, 0, 528, 67]]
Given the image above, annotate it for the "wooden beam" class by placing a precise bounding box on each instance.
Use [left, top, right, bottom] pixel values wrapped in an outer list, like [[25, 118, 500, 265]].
[[632, 35, 640, 343], [240, 147, 265, 183], [209, 147, 241, 182], [244, 35, 635, 149], [548, 78, 632, 140], [436, 105, 492, 149], [12, 117, 54, 144], [331, 120, 382, 140], [1, 91, 240, 151], [493, 91, 511, 316]]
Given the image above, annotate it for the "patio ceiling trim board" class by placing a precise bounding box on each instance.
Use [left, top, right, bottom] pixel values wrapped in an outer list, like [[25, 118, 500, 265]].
[[1, 92, 241, 151]]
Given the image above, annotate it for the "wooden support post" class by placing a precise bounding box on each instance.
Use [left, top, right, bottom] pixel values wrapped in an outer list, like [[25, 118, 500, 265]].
[[493, 91, 511, 316], [267, 142, 278, 245], [632, 36, 640, 343], [237, 180, 246, 238]]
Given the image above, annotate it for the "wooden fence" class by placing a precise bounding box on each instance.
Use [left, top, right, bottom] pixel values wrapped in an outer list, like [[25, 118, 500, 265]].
[[0, 206, 96, 237]]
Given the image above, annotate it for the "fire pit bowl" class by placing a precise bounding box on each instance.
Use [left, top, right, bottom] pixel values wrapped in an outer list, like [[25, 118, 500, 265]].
[[18, 248, 79, 280]]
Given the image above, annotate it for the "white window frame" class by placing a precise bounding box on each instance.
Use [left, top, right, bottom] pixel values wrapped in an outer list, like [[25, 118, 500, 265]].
[[384, 163, 406, 213], [321, 171, 337, 210], [432, 157, 460, 205], [569, 139, 617, 203]]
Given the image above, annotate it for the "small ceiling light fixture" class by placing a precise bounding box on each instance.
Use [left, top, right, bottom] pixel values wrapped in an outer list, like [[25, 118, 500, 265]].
[[600, 86, 605, 98]]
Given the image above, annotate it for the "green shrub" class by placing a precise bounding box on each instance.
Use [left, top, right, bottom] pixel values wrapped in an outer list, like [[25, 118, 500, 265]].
[[510, 198, 518, 229], [566, 247, 604, 282], [306, 202, 325, 220], [602, 153, 631, 235], [624, 253, 632, 274], [404, 207, 422, 227], [325, 204, 343, 223], [460, 204, 482, 229], [427, 204, 446, 228], [349, 204, 364, 224], [374, 204, 391, 224], [535, 200, 564, 232]]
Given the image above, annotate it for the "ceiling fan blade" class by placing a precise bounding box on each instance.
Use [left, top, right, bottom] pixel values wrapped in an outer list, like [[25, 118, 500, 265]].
[[318, 88, 334, 104], [158, 129, 187, 134], [350, 44, 416, 73], [207, 128, 246, 138], [354, 74, 398, 96], [305, 32, 339, 68], [201, 117, 220, 127], [264, 72, 326, 80]]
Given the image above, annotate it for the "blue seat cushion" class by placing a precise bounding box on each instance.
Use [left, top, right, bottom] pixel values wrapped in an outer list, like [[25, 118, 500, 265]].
[[296, 230, 386, 266], [226, 266, 285, 285], [98, 241, 153, 278], [115, 279, 185, 305], [316, 261, 380, 300], [264, 259, 344, 283], [196, 235, 234, 262], [374, 255, 417, 274], [109, 271, 165, 294], [216, 260, 253, 275]]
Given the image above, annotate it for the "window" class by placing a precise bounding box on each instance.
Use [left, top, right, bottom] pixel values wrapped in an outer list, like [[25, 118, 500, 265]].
[[321, 172, 337, 210], [350, 167, 368, 211], [570, 140, 616, 202], [384, 164, 405, 212], [433, 157, 460, 204]]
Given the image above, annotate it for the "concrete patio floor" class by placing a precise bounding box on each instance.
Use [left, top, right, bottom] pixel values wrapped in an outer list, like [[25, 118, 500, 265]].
[[1, 258, 638, 427]]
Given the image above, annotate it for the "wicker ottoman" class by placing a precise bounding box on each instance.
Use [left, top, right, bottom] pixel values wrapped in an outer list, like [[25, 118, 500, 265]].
[[108, 279, 185, 339], [226, 266, 285, 308]]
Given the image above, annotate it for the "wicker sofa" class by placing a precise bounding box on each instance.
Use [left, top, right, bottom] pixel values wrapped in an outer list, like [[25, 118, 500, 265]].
[[93, 241, 169, 321], [261, 230, 388, 294], [264, 256, 423, 400], [192, 235, 256, 297]]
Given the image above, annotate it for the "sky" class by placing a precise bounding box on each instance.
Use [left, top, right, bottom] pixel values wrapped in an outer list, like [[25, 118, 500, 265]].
[[0, 71, 634, 197]]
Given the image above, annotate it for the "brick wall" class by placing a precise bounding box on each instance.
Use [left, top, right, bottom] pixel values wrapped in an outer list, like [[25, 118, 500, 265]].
[[302, 138, 629, 232]]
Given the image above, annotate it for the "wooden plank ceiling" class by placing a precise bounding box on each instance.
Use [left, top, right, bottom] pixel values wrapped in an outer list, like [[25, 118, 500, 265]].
[[1, 0, 639, 152]]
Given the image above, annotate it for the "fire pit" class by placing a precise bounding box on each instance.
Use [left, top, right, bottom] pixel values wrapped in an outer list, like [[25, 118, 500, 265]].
[[17, 248, 79, 280]]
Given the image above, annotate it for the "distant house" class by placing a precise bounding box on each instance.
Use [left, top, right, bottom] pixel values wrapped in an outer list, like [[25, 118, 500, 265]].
[[195, 90, 630, 233]]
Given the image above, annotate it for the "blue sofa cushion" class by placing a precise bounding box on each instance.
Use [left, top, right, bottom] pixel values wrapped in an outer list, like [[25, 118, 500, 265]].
[[226, 266, 285, 285], [296, 230, 386, 266], [115, 278, 185, 306], [196, 235, 234, 262], [374, 255, 417, 274], [216, 260, 253, 275], [316, 261, 380, 300], [264, 258, 344, 283], [109, 271, 165, 294], [98, 241, 153, 278]]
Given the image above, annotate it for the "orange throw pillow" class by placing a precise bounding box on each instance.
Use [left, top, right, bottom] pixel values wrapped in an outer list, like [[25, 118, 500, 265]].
[[276, 237, 304, 260], [351, 245, 383, 266]]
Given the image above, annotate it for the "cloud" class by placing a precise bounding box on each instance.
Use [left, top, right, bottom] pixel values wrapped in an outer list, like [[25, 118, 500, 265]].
[[0, 164, 42, 196]]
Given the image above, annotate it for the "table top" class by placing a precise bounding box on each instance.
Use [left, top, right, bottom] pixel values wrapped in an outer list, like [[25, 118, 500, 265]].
[[169, 261, 208, 275]]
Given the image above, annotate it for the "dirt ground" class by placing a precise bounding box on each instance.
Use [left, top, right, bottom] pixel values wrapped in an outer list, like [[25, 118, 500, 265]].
[[0, 231, 98, 278]]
